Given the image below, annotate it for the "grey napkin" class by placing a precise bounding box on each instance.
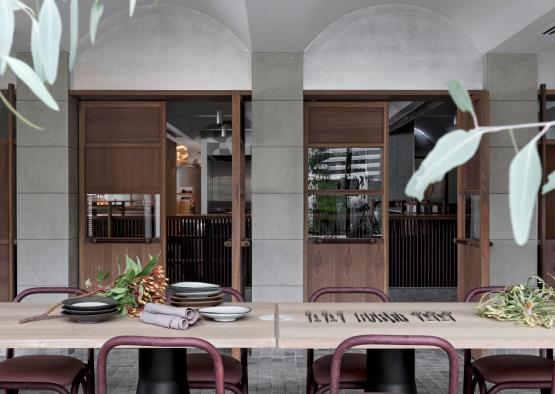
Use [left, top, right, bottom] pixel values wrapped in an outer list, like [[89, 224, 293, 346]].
[[140, 303, 199, 330]]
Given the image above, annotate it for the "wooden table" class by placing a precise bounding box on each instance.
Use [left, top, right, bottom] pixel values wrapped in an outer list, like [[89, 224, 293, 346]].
[[277, 302, 555, 349], [0, 302, 276, 394], [277, 302, 555, 393], [0, 302, 276, 349]]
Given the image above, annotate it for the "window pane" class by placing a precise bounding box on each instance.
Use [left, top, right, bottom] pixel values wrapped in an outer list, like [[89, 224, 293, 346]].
[[308, 147, 382, 191], [308, 194, 382, 239], [86, 193, 160, 241], [464, 195, 480, 240]]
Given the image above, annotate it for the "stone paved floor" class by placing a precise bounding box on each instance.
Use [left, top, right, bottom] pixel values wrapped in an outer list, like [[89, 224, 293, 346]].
[[11, 348, 538, 394]]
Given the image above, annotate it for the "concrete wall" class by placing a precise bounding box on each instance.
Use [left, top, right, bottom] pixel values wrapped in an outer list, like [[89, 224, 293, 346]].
[[251, 53, 304, 301], [15, 53, 79, 295], [73, 5, 251, 90], [538, 51, 555, 87], [486, 53, 538, 285], [304, 5, 484, 90]]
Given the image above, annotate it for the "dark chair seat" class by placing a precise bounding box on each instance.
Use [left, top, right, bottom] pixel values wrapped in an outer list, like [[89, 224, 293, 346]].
[[0, 355, 87, 386], [187, 353, 242, 384], [313, 353, 366, 385], [473, 354, 554, 384]]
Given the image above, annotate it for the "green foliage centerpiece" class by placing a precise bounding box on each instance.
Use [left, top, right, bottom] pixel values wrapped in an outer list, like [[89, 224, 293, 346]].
[[86, 255, 168, 317], [476, 276, 555, 328]]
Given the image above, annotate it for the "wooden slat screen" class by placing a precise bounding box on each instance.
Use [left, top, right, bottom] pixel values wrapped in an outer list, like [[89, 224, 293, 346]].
[[389, 216, 457, 287], [166, 215, 251, 288]]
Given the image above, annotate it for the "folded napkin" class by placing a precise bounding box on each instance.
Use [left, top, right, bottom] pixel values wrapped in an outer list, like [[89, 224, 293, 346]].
[[139, 303, 199, 330]]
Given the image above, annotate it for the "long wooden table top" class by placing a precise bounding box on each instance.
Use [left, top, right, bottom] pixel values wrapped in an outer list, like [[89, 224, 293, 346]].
[[277, 302, 555, 349], [0, 303, 276, 349]]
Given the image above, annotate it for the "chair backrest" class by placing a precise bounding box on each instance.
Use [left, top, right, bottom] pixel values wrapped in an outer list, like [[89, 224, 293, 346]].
[[13, 286, 86, 302], [97, 336, 225, 394], [463, 286, 505, 302], [221, 287, 244, 302], [8, 287, 87, 359], [309, 286, 389, 303], [328, 335, 459, 394]]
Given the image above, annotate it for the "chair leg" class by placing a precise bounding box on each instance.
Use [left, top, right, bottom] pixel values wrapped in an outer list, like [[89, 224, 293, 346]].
[[463, 366, 474, 394]]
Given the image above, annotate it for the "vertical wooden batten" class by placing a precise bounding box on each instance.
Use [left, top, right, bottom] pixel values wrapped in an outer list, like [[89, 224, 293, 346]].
[[231, 91, 245, 295]]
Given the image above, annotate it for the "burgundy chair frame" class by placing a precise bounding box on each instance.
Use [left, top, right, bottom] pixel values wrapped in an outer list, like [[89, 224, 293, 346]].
[[96, 336, 225, 394], [306, 287, 389, 394], [187, 287, 248, 394], [328, 335, 459, 394], [2, 287, 94, 394], [463, 286, 555, 394]]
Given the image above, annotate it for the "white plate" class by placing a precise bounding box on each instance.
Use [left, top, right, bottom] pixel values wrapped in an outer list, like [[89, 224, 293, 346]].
[[172, 290, 221, 297], [171, 282, 219, 289], [71, 302, 110, 308], [199, 306, 251, 322]]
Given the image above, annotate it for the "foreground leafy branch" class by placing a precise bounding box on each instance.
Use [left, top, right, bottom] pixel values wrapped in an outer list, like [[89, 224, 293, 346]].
[[405, 80, 555, 246], [0, 0, 138, 128]]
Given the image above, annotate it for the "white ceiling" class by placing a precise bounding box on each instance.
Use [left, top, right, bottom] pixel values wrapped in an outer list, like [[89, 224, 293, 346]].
[[12, 0, 555, 53]]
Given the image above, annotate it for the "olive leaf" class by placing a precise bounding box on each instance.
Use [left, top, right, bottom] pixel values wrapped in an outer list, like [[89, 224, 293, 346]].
[[0, 0, 14, 74], [447, 80, 475, 116], [69, 0, 79, 70], [509, 140, 542, 246], [89, 0, 104, 44], [405, 128, 487, 200], [542, 171, 555, 195], [37, 0, 62, 85], [129, 0, 137, 17], [31, 17, 46, 82], [1, 55, 59, 111]]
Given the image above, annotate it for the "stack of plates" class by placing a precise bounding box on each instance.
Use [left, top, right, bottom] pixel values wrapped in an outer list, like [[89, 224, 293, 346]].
[[168, 282, 223, 308], [61, 296, 118, 324]]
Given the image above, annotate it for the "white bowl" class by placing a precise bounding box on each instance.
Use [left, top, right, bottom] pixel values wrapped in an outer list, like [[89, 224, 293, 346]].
[[199, 306, 251, 322], [170, 282, 220, 289]]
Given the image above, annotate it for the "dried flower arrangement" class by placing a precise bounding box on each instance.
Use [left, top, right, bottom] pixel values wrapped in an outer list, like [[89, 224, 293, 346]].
[[477, 276, 555, 328], [86, 255, 169, 317]]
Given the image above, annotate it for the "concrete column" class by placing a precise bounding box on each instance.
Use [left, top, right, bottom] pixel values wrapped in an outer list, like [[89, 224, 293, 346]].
[[486, 53, 538, 285], [16, 52, 79, 295], [251, 53, 304, 301]]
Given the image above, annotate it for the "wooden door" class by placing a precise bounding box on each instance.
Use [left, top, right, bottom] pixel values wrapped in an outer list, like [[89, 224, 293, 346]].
[[231, 92, 247, 294], [79, 101, 166, 285], [538, 84, 555, 286], [0, 85, 15, 301], [456, 92, 490, 300], [304, 102, 389, 301]]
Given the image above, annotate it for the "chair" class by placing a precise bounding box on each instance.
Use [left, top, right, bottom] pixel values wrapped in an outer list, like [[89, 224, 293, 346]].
[[328, 335, 459, 394], [306, 287, 389, 394], [464, 286, 555, 394], [186, 287, 248, 393], [0, 287, 94, 394], [96, 335, 225, 394]]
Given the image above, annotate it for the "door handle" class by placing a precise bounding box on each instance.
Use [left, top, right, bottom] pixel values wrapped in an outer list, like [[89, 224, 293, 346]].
[[224, 239, 251, 248], [453, 239, 479, 247]]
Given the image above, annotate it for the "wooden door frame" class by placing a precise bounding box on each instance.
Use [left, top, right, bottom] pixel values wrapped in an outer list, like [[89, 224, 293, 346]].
[[304, 89, 490, 298], [72, 90, 251, 294], [1, 85, 16, 300], [455, 91, 490, 300]]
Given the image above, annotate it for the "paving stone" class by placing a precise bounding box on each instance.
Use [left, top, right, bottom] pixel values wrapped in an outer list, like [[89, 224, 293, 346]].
[[7, 348, 538, 393]]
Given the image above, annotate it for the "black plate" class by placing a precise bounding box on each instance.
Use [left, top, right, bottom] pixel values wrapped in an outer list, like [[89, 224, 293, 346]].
[[62, 296, 117, 311], [62, 306, 118, 315], [61, 310, 119, 324]]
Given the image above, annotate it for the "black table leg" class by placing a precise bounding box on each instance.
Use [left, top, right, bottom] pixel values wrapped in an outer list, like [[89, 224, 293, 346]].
[[137, 348, 189, 394], [364, 349, 418, 393]]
